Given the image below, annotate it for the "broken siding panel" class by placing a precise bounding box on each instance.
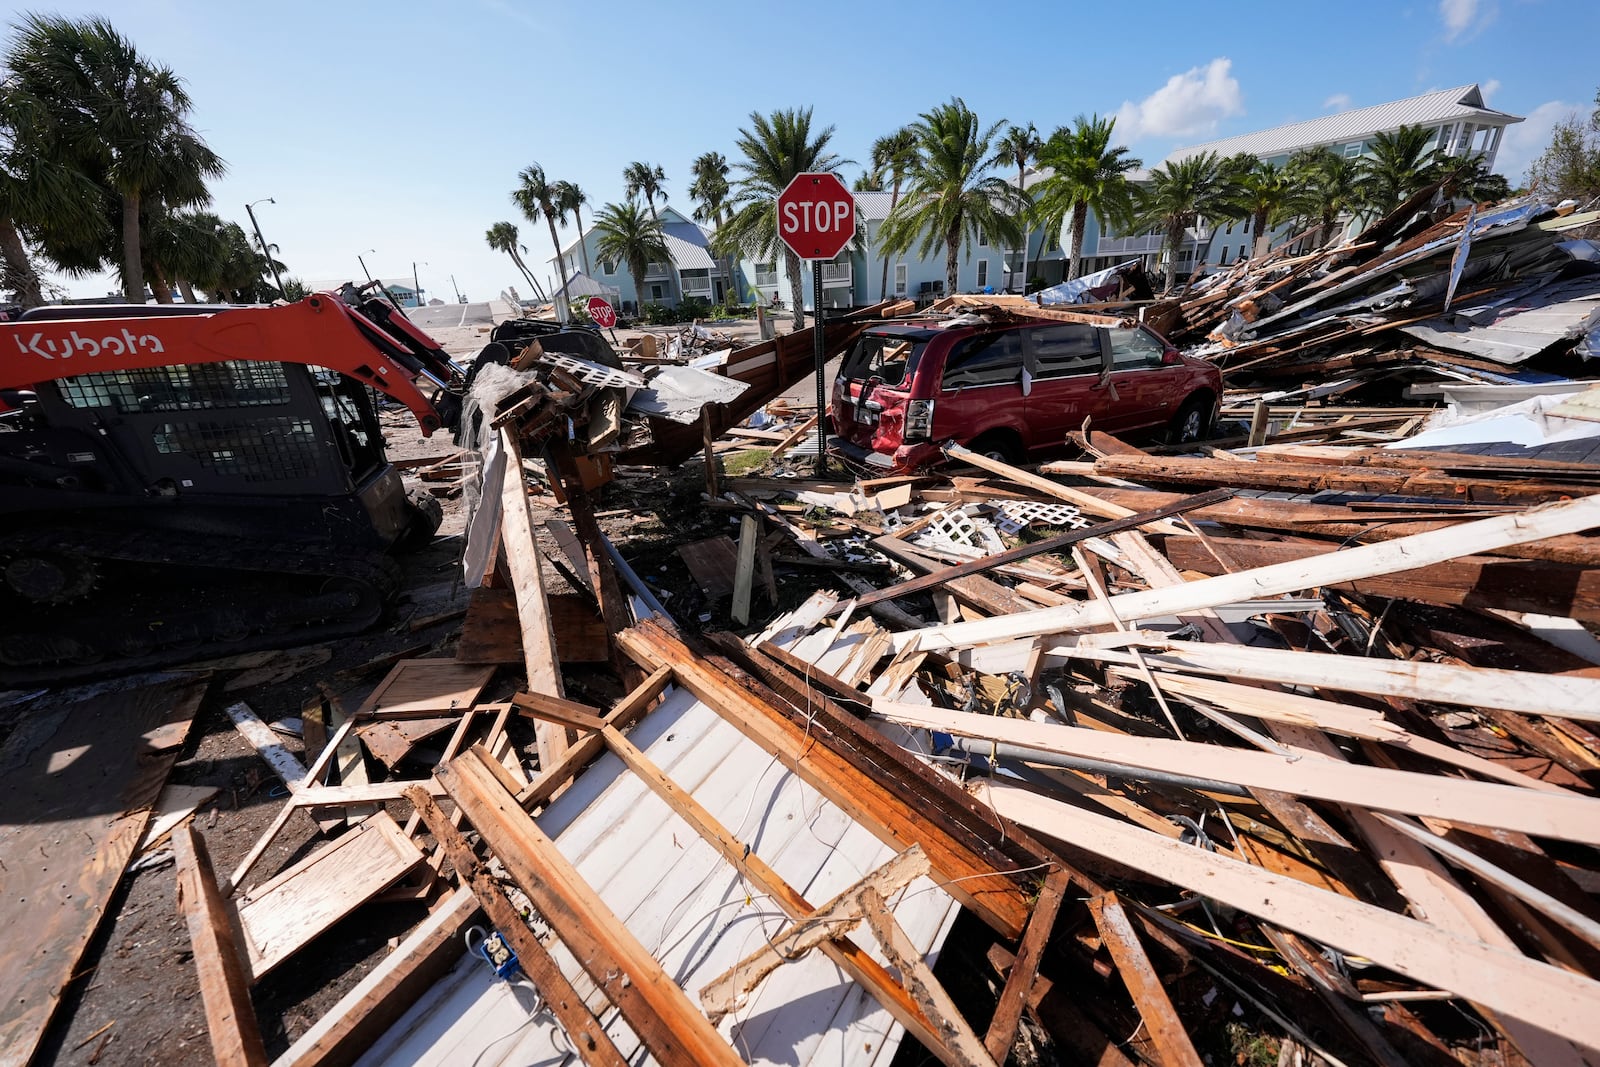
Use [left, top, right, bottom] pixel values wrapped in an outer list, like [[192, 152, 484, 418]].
[[363, 686, 958, 1067]]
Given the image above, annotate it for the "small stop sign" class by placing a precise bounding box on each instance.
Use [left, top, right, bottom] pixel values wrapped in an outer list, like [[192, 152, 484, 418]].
[[586, 296, 616, 328], [776, 172, 855, 261]]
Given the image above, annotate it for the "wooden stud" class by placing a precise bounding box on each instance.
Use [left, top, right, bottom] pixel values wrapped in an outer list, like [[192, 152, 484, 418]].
[[984, 866, 1069, 1063], [731, 514, 758, 625], [1087, 892, 1203, 1067], [172, 825, 268, 1067]]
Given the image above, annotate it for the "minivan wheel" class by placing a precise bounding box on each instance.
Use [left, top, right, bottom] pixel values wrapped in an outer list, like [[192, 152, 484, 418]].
[[1169, 396, 1213, 445], [967, 431, 1022, 466]]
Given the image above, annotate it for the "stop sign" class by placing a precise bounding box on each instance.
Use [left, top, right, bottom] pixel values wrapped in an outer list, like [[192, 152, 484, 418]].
[[586, 296, 616, 328], [776, 172, 855, 261]]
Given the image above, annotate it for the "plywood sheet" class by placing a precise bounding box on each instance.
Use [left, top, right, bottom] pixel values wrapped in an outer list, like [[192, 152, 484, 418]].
[[677, 536, 739, 599], [236, 810, 423, 978], [457, 589, 608, 666], [0, 676, 206, 1067], [356, 661, 494, 769]]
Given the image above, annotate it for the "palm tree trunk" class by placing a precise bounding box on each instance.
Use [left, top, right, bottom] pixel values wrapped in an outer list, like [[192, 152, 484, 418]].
[[1069, 202, 1089, 281], [149, 262, 174, 304], [510, 248, 546, 300], [122, 192, 146, 303], [0, 216, 44, 308], [785, 250, 805, 331], [1017, 162, 1029, 294], [944, 222, 960, 297], [1250, 209, 1269, 259], [545, 218, 567, 310], [1164, 220, 1183, 293], [177, 278, 199, 303], [574, 206, 592, 278], [630, 269, 645, 316], [879, 178, 902, 301]]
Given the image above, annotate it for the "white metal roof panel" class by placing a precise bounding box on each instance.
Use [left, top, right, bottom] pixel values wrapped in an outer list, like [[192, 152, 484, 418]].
[[1165, 85, 1521, 164]]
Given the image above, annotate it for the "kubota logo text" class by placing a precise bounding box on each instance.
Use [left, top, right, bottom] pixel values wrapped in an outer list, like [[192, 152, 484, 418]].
[[13, 329, 165, 360]]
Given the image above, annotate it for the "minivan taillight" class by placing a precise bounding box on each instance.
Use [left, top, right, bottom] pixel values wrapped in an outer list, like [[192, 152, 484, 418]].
[[904, 399, 934, 441]]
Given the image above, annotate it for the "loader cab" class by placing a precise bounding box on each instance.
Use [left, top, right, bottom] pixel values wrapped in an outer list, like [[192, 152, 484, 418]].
[[3, 304, 411, 548]]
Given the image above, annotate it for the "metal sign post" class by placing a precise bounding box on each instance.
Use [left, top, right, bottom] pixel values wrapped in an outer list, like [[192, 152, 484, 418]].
[[775, 172, 855, 481]]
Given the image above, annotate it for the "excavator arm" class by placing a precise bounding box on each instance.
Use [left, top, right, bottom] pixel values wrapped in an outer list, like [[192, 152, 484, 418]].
[[0, 292, 465, 434]]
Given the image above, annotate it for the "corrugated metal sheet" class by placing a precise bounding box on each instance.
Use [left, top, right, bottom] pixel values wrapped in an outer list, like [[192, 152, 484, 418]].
[[1402, 275, 1600, 364], [1165, 85, 1520, 164], [358, 683, 959, 1067]]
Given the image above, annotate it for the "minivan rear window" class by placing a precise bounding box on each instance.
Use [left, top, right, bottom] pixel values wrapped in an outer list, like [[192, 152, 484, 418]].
[[841, 334, 925, 386]]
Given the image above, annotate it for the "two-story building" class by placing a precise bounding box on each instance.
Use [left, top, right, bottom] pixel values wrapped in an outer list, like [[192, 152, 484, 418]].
[[548, 206, 734, 313]]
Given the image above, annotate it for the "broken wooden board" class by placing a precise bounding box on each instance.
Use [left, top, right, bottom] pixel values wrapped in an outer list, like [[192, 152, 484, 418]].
[[173, 825, 268, 1067], [457, 588, 610, 666], [0, 676, 207, 1067], [354, 660, 494, 769], [234, 810, 424, 979], [138, 783, 222, 854], [676, 535, 739, 600]]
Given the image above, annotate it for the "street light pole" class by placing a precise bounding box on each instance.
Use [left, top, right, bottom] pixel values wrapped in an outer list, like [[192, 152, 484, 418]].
[[245, 198, 286, 300], [412, 261, 427, 307], [358, 249, 375, 283]]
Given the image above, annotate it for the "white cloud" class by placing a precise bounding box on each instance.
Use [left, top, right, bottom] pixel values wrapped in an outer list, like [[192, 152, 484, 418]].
[[1439, 0, 1496, 42], [1495, 100, 1578, 183], [1115, 58, 1244, 141], [1323, 93, 1353, 112], [1482, 79, 1501, 103]]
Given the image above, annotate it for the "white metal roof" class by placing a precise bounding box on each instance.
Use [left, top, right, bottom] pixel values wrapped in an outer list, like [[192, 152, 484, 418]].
[[1164, 84, 1522, 165]]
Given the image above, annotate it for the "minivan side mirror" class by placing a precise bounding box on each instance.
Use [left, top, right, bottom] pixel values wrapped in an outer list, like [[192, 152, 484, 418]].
[[1161, 348, 1182, 366]]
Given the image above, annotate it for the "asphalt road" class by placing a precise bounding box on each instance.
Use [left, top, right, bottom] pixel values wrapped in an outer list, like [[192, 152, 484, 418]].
[[407, 301, 495, 329]]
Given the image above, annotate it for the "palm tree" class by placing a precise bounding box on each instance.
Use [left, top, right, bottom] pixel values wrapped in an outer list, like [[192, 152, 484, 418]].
[[593, 200, 669, 317], [484, 221, 545, 299], [9, 14, 224, 303], [869, 127, 918, 300], [878, 98, 1023, 298], [553, 180, 591, 279], [512, 163, 568, 302], [1225, 161, 1295, 259], [1130, 151, 1229, 292], [994, 121, 1042, 290], [689, 151, 733, 300], [623, 161, 668, 224], [1031, 114, 1141, 282], [1286, 148, 1361, 246], [714, 107, 846, 329], [1438, 156, 1511, 204], [1357, 125, 1445, 216], [0, 84, 96, 307]]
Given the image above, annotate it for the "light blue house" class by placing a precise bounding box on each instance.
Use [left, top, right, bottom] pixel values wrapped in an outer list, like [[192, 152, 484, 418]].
[[549, 206, 742, 313]]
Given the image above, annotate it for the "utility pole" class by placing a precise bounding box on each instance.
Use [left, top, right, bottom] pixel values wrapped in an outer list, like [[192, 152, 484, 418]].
[[412, 261, 426, 307], [245, 198, 286, 299], [358, 249, 375, 283], [450, 274, 463, 302]]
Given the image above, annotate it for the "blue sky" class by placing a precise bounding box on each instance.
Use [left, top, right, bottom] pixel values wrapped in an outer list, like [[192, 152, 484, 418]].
[[9, 0, 1598, 302]]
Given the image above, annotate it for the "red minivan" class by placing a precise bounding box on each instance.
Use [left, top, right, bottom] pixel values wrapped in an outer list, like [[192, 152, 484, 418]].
[[830, 316, 1221, 471]]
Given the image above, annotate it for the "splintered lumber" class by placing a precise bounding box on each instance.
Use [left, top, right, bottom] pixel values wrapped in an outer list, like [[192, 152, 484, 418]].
[[618, 620, 1057, 939], [872, 701, 1600, 846], [858, 886, 998, 1067], [1067, 634, 1600, 720], [594, 723, 954, 1055], [1093, 453, 1598, 505], [697, 846, 931, 1019], [516, 665, 675, 809], [172, 825, 268, 1067], [979, 778, 1600, 1052], [984, 867, 1070, 1063], [845, 488, 1231, 611], [1086, 893, 1202, 1067], [406, 788, 626, 1067], [498, 427, 570, 768], [1161, 534, 1600, 623], [355, 660, 494, 768], [893, 493, 1600, 652], [732, 514, 758, 625], [945, 441, 1179, 528], [0, 677, 205, 1067], [273, 887, 480, 1067], [438, 748, 743, 1067], [234, 811, 424, 978]]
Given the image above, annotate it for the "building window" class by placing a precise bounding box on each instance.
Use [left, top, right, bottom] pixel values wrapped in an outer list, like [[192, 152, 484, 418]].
[[1225, 221, 1233, 235], [977, 229, 987, 247], [1219, 248, 1230, 265], [754, 261, 778, 287], [976, 260, 989, 288], [894, 263, 908, 296], [600, 258, 616, 275], [650, 284, 664, 301]]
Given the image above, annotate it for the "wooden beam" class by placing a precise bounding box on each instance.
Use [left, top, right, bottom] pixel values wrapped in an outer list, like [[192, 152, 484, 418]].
[[871, 701, 1600, 846], [894, 493, 1600, 652], [1087, 893, 1203, 1067], [980, 779, 1600, 1049], [273, 886, 479, 1067], [406, 788, 627, 1067], [498, 427, 570, 770], [512, 689, 608, 732], [984, 867, 1070, 1063], [858, 885, 997, 1067], [439, 749, 743, 1067], [516, 665, 674, 810], [945, 441, 1182, 530], [732, 514, 758, 625], [172, 825, 267, 1067]]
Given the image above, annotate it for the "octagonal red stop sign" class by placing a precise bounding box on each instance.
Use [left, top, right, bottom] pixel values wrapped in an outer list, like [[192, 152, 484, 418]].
[[586, 296, 616, 329], [776, 172, 855, 261]]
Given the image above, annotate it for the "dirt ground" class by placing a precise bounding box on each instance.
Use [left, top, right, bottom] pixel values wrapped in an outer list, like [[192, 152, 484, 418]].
[[23, 312, 839, 1066]]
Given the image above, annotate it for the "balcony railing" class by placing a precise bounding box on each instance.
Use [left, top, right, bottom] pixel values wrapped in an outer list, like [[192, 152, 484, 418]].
[[821, 262, 852, 288], [644, 262, 671, 280]]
